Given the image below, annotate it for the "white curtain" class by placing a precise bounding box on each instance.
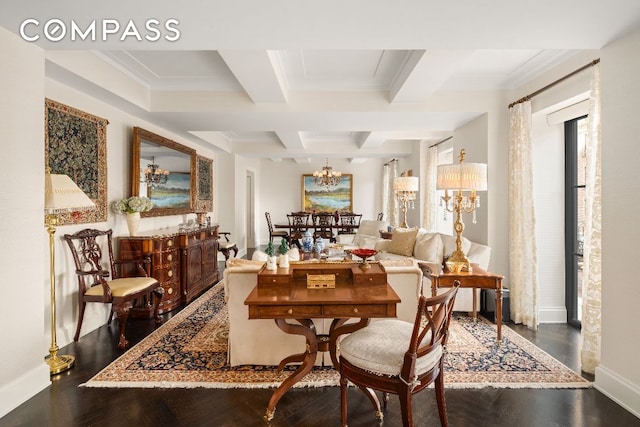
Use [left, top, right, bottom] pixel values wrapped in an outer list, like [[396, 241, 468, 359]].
[[421, 145, 438, 230], [382, 160, 399, 226], [581, 63, 602, 374], [508, 101, 539, 329]]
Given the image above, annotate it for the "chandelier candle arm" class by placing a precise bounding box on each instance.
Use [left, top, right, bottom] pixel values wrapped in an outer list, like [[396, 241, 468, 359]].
[[313, 158, 342, 189], [436, 149, 487, 273]]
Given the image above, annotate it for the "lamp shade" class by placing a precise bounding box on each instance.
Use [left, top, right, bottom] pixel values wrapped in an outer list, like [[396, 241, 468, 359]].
[[393, 176, 419, 192], [44, 173, 95, 213], [436, 162, 487, 191]]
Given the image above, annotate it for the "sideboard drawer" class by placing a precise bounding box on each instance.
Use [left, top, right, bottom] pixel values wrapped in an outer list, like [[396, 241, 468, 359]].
[[258, 275, 291, 286]]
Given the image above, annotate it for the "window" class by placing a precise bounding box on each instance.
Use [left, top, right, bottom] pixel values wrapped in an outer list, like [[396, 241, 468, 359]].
[[565, 116, 587, 327]]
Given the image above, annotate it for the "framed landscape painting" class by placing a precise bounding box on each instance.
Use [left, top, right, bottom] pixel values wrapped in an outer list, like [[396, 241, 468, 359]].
[[302, 174, 353, 213]]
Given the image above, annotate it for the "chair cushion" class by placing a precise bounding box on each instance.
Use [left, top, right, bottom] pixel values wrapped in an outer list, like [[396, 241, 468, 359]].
[[387, 227, 419, 257], [84, 277, 157, 298], [219, 241, 237, 250], [340, 319, 442, 377]]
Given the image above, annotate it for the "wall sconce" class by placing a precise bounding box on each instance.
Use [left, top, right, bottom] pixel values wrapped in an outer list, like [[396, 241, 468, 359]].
[[394, 175, 419, 228], [437, 149, 487, 273]]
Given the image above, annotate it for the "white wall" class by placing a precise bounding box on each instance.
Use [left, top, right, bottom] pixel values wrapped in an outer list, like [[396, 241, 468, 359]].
[[597, 27, 640, 417], [257, 157, 387, 245], [0, 27, 51, 418]]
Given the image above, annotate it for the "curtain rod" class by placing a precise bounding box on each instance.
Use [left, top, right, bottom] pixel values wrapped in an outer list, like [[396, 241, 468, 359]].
[[429, 136, 453, 148], [384, 158, 397, 166], [508, 58, 600, 109]]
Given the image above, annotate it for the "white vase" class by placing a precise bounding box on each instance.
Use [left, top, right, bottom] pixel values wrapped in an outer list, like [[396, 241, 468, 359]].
[[266, 256, 277, 271], [125, 212, 140, 236]]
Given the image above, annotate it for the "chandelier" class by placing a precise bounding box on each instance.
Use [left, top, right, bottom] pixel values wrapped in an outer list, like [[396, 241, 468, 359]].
[[142, 158, 170, 187], [313, 158, 342, 189]]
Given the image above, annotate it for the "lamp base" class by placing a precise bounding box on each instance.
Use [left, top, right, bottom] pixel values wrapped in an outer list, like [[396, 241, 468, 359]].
[[45, 354, 75, 375], [445, 250, 472, 273]]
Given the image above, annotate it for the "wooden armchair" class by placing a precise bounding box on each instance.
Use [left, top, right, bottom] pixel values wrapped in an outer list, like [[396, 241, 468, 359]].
[[63, 228, 164, 349], [339, 284, 460, 426], [218, 231, 238, 261]]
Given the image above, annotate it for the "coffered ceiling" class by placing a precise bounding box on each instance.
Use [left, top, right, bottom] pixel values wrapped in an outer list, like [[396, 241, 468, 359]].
[[3, 0, 640, 163]]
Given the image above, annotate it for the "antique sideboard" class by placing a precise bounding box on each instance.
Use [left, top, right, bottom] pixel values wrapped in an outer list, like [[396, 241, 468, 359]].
[[118, 225, 220, 316]]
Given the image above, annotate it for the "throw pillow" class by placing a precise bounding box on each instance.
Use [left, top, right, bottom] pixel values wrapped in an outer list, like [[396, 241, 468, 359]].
[[251, 250, 269, 261], [387, 227, 419, 257], [287, 247, 300, 261], [413, 233, 443, 262]]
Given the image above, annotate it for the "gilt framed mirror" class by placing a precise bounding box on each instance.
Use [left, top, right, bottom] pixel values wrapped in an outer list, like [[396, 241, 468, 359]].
[[131, 127, 196, 217]]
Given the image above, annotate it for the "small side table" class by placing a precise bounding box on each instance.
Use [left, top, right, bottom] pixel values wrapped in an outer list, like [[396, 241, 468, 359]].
[[422, 263, 505, 343]]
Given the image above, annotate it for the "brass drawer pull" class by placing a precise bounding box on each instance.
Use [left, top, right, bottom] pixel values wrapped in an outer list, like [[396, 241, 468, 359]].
[[168, 288, 173, 294], [353, 307, 359, 313], [287, 309, 293, 315], [167, 240, 173, 247], [272, 279, 277, 283], [168, 270, 173, 277], [167, 254, 172, 261]]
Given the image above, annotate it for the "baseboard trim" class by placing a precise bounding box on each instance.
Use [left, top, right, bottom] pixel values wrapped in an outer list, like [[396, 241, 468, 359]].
[[538, 306, 567, 324], [0, 363, 50, 418], [594, 365, 640, 419]]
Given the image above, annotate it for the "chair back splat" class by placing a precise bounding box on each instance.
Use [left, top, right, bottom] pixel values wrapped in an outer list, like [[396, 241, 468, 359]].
[[339, 283, 460, 427], [64, 228, 164, 349]]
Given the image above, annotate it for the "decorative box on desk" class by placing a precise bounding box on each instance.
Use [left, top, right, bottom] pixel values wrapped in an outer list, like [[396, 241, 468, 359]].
[[118, 225, 220, 314]]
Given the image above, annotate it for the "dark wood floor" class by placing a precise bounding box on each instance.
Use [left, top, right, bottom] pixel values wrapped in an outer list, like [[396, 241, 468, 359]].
[[2, 261, 639, 427]]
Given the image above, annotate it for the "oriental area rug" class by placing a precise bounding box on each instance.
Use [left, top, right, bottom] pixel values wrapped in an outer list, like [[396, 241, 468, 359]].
[[82, 282, 590, 390]]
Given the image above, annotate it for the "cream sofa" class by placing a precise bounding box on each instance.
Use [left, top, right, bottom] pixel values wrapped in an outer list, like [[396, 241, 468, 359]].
[[223, 258, 422, 367], [374, 228, 492, 312], [335, 219, 388, 249]]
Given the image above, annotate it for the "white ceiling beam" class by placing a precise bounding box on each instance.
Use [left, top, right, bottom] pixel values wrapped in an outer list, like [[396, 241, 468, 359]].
[[275, 130, 305, 149], [390, 50, 475, 103], [359, 131, 390, 149], [218, 50, 288, 103]]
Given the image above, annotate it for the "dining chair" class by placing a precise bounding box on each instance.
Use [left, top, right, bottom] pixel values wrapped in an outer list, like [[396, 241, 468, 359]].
[[312, 211, 336, 242], [287, 212, 310, 248], [218, 231, 238, 261], [265, 212, 289, 244], [63, 228, 164, 349], [337, 212, 362, 235], [339, 283, 460, 427]]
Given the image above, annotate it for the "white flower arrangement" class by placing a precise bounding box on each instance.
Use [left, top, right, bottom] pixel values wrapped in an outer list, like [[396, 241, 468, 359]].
[[111, 196, 154, 214]]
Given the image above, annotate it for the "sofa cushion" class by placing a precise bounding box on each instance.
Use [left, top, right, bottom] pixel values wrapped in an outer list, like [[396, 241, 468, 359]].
[[353, 234, 381, 249], [413, 232, 443, 262], [387, 227, 419, 257], [357, 220, 388, 237]]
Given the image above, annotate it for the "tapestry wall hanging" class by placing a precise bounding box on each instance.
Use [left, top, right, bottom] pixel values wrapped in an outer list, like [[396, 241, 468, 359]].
[[45, 98, 108, 225], [195, 155, 213, 212]]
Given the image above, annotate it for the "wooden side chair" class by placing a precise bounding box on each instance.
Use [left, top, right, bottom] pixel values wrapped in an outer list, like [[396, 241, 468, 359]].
[[63, 228, 164, 349], [218, 231, 238, 261], [265, 212, 289, 244], [311, 211, 336, 242], [339, 284, 460, 427], [337, 212, 362, 235]]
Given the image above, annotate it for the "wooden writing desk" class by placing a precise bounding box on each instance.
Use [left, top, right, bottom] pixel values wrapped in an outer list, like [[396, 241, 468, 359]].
[[421, 263, 504, 343], [245, 262, 400, 421]]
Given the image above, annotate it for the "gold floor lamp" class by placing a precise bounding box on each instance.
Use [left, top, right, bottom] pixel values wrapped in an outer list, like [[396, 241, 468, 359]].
[[44, 171, 95, 375], [437, 149, 487, 273]]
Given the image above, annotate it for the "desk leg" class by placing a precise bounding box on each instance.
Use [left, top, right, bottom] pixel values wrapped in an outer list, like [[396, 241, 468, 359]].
[[264, 318, 317, 422], [496, 287, 503, 344], [472, 287, 478, 321]]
